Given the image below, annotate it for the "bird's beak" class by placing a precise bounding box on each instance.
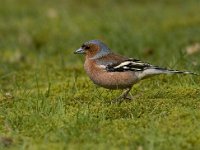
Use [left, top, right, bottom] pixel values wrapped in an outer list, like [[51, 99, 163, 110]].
[[74, 48, 85, 54]]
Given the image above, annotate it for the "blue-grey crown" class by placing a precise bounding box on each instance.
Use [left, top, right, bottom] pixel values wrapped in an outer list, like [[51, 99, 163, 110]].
[[85, 40, 112, 59]]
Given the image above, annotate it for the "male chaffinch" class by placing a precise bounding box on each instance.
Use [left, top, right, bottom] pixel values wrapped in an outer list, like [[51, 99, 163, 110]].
[[74, 39, 198, 101]]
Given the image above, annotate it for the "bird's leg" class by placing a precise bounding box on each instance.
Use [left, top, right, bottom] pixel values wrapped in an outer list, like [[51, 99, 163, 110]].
[[112, 87, 133, 103], [121, 88, 132, 100]]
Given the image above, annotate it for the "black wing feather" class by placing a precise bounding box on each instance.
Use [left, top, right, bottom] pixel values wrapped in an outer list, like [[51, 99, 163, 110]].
[[106, 58, 164, 72]]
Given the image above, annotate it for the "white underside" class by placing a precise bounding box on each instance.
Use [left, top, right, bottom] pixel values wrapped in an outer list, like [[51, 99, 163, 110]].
[[136, 68, 169, 79]]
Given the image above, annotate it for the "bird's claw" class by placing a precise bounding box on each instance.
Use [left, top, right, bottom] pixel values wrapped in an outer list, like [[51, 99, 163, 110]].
[[111, 93, 133, 104]]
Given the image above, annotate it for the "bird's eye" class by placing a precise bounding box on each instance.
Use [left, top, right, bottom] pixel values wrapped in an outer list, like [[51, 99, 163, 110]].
[[81, 44, 90, 50], [85, 46, 90, 49]]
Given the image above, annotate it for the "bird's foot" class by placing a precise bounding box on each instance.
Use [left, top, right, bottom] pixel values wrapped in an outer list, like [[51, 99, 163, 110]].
[[111, 94, 133, 104]]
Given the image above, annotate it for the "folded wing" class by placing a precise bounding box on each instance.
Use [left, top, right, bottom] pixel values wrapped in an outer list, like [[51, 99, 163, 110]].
[[106, 58, 198, 79]]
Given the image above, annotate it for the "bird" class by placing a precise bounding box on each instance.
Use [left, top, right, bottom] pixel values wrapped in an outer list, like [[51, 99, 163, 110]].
[[74, 39, 198, 102]]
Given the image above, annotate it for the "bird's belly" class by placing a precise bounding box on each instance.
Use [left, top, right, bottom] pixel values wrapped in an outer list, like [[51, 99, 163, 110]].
[[84, 60, 139, 89], [88, 71, 138, 89]]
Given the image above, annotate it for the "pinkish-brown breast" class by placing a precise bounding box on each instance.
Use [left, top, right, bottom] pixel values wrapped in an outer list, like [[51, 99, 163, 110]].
[[84, 58, 139, 89]]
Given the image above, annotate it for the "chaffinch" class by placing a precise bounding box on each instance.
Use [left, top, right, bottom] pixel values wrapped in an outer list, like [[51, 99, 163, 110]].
[[74, 39, 198, 101]]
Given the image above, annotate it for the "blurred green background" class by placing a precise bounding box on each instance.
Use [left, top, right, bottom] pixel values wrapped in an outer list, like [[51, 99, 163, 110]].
[[0, 0, 200, 149]]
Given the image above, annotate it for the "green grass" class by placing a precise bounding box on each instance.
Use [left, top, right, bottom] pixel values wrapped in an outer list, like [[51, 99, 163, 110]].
[[0, 0, 200, 149]]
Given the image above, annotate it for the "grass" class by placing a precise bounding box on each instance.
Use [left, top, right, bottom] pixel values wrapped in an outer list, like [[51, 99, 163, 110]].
[[0, 0, 200, 149]]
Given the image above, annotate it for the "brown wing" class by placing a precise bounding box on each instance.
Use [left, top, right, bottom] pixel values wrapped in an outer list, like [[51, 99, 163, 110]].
[[95, 53, 128, 66]]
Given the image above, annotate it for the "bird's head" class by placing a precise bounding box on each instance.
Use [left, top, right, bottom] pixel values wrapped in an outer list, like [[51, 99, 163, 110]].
[[74, 40, 112, 59]]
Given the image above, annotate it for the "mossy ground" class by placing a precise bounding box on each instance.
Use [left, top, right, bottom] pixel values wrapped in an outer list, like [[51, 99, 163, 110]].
[[0, 0, 200, 149]]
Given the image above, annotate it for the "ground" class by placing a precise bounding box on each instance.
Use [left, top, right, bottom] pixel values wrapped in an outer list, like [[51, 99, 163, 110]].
[[0, 0, 200, 149]]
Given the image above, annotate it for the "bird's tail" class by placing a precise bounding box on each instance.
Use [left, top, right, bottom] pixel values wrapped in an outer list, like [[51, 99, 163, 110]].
[[138, 67, 199, 79], [157, 67, 199, 75]]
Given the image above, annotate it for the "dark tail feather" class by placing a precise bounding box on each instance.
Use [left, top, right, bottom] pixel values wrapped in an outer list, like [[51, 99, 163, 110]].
[[168, 70, 199, 75], [155, 67, 199, 76], [137, 67, 199, 79]]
